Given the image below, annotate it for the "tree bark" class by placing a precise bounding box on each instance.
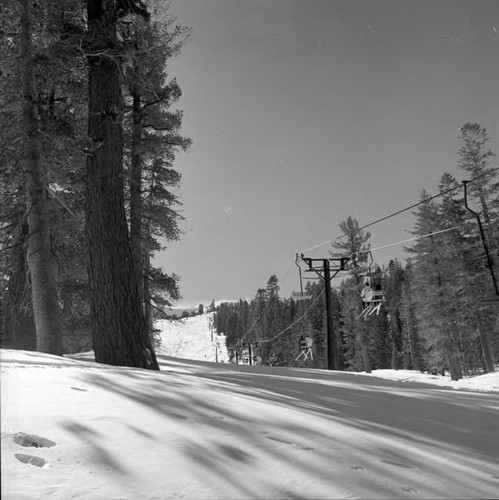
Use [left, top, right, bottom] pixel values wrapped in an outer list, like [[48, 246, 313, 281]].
[[360, 338, 372, 373], [86, 0, 158, 369], [130, 82, 144, 312], [143, 251, 153, 336], [475, 311, 494, 373], [444, 326, 462, 381], [3, 223, 37, 351], [21, 0, 63, 355]]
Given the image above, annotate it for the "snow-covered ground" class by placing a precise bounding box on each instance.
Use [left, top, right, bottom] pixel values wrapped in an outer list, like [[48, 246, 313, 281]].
[[155, 312, 229, 363], [1, 314, 499, 499], [355, 367, 499, 393]]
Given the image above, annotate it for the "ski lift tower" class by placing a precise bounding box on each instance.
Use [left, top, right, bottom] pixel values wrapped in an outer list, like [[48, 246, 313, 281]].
[[297, 253, 350, 370], [463, 181, 499, 305]]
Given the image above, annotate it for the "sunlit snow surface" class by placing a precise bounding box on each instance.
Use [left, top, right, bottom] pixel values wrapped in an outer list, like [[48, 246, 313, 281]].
[[1, 316, 499, 499], [155, 312, 229, 363]]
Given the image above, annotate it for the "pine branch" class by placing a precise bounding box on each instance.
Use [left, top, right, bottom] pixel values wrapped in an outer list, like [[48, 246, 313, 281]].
[[116, 0, 150, 20], [141, 97, 166, 110]]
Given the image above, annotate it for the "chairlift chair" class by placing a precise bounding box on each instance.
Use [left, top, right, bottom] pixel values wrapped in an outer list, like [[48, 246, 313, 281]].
[[357, 252, 385, 321]]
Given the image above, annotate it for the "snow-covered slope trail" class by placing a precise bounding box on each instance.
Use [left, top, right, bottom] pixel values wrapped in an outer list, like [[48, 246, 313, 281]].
[[1, 349, 499, 500], [155, 312, 228, 363]]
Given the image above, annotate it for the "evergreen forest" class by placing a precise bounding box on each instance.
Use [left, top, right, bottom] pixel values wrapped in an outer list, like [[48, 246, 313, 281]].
[[214, 124, 499, 381], [0, 0, 189, 367]]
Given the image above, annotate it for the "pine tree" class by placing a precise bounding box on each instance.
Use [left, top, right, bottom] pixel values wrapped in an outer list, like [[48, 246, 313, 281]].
[[399, 261, 424, 371], [1, 0, 187, 360], [0, 223, 37, 350], [438, 173, 494, 373], [20, 0, 63, 355], [406, 191, 463, 380], [385, 259, 424, 370], [457, 123, 498, 280], [1, 0, 89, 352], [332, 216, 371, 272], [85, 0, 158, 369], [457, 123, 498, 365], [278, 297, 299, 366], [332, 216, 372, 372], [384, 260, 404, 369], [261, 275, 282, 361], [121, 7, 191, 339], [338, 277, 367, 371]]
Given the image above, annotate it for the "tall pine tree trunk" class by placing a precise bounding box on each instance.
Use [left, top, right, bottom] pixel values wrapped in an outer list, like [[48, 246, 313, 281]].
[[130, 86, 144, 312], [3, 223, 37, 351], [142, 170, 157, 341], [360, 337, 372, 373], [143, 251, 153, 336], [21, 0, 63, 355], [400, 284, 417, 369], [86, 0, 158, 369], [475, 311, 494, 373], [444, 326, 462, 381]]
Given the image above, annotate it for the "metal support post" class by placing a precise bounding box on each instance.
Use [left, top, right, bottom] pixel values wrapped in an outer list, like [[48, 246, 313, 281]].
[[299, 255, 348, 370], [323, 259, 337, 370], [463, 181, 499, 297]]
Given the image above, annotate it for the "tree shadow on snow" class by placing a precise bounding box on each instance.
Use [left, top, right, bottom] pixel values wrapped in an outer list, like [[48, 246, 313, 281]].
[[74, 354, 499, 499]]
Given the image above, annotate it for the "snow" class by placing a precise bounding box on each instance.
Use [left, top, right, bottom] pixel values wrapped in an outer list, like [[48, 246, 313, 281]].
[[1, 314, 499, 499], [155, 312, 229, 363], [353, 368, 499, 393]]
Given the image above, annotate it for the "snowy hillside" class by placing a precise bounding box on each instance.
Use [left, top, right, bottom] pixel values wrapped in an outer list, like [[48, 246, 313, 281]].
[[155, 312, 229, 363], [155, 312, 499, 392], [2, 348, 499, 500]]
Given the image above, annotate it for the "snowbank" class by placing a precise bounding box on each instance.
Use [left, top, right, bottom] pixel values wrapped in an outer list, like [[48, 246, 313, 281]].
[[356, 368, 499, 393]]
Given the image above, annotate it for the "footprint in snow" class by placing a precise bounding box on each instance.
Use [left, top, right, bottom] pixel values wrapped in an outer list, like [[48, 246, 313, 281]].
[[13, 432, 56, 448], [15, 453, 49, 468]]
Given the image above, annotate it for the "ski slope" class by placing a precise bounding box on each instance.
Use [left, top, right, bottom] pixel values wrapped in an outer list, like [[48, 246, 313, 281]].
[[155, 312, 229, 363], [2, 343, 499, 499], [155, 313, 499, 392]]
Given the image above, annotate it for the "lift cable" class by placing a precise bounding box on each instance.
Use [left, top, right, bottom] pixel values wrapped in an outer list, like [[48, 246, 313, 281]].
[[226, 291, 277, 351], [230, 166, 498, 352], [260, 290, 325, 344], [299, 165, 499, 255], [359, 226, 460, 254], [225, 258, 300, 350], [347, 165, 499, 239]]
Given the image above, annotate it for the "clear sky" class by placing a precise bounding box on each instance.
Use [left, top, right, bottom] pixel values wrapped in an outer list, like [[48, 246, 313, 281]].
[[155, 0, 499, 307]]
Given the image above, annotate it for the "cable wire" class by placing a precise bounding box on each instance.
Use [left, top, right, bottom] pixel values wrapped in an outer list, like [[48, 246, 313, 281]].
[[226, 257, 300, 350], [261, 290, 325, 344], [226, 292, 276, 350], [348, 166, 499, 239], [299, 166, 499, 254], [362, 226, 459, 253]]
